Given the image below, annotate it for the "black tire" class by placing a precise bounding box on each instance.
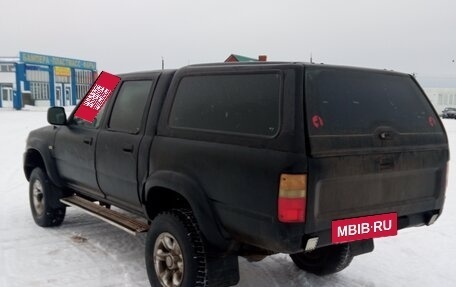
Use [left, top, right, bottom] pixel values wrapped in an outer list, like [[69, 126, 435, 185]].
[[290, 243, 353, 276], [29, 167, 66, 227], [145, 209, 207, 287]]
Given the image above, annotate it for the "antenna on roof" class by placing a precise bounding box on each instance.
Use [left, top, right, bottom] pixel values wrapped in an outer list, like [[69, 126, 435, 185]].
[[310, 53, 313, 64], [161, 57, 164, 70]]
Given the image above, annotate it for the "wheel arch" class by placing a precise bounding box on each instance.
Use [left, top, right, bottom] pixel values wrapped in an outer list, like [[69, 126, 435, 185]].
[[24, 148, 64, 187], [143, 170, 231, 250]]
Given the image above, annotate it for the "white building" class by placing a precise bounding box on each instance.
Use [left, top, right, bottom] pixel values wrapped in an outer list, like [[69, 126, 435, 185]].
[[424, 88, 456, 114], [0, 58, 16, 108]]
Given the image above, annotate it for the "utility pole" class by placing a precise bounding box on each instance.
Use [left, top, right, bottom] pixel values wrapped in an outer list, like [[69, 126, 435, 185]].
[[453, 59, 455, 87], [161, 57, 164, 70]]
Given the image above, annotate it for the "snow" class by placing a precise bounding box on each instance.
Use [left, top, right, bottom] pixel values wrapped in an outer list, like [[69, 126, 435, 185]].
[[1, 107, 455, 287]]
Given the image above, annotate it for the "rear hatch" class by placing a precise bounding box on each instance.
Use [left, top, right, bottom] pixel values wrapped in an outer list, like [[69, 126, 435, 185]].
[[304, 66, 448, 233]]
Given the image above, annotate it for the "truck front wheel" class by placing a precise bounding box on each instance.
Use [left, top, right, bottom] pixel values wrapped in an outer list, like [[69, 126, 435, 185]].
[[145, 209, 208, 287], [290, 243, 353, 276], [29, 167, 66, 227]]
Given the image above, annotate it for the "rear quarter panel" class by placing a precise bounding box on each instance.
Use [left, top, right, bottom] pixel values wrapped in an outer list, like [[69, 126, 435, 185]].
[[151, 64, 309, 252]]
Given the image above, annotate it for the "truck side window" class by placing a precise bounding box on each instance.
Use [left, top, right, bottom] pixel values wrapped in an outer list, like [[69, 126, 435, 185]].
[[169, 73, 281, 136], [108, 80, 153, 133]]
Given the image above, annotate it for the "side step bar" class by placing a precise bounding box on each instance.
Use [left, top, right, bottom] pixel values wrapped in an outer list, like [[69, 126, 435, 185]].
[[60, 195, 149, 235]]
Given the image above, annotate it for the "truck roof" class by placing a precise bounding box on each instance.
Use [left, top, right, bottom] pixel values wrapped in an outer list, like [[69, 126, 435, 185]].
[[117, 62, 409, 78]]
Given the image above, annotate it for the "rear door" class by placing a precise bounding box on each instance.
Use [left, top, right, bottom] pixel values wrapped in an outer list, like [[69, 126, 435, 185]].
[[304, 67, 448, 233], [96, 76, 157, 211]]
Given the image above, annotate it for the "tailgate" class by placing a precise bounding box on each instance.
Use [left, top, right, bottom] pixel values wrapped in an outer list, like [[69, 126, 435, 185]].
[[304, 66, 448, 233], [305, 150, 447, 233]]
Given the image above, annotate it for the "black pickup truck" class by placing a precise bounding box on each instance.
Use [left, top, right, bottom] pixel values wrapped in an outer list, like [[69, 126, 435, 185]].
[[24, 62, 448, 287]]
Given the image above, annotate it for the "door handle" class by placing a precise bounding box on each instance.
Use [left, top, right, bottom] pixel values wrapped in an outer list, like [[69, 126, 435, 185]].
[[378, 157, 394, 170], [83, 137, 93, 145], [122, 144, 134, 153]]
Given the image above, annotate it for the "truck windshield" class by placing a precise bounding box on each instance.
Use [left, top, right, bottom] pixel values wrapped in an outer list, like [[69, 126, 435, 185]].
[[305, 67, 442, 136]]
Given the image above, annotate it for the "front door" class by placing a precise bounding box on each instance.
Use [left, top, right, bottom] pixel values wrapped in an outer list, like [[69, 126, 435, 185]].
[[1, 87, 13, 108], [55, 84, 63, 106], [53, 110, 105, 198]]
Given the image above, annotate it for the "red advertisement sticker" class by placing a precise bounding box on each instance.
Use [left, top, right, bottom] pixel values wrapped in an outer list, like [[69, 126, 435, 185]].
[[332, 212, 397, 244], [74, 71, 121, 123]]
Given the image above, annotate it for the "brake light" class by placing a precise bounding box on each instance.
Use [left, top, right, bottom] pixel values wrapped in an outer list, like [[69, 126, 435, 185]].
[[278, 174, 307, 223]]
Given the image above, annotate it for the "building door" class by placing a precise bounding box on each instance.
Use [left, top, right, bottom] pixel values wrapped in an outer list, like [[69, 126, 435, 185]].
[[55, 84, 63, 106], [1, 87, 13, 108], [64, 84, 72, 106]]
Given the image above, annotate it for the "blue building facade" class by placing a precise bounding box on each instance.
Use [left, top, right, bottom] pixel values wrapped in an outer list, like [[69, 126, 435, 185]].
[[0, 51, 97, 110]]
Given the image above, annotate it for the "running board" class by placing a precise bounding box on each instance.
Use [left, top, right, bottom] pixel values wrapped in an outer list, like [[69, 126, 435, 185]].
[[60, 195, 149, 235]]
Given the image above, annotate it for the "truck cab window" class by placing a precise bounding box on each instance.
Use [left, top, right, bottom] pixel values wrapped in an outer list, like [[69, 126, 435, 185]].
[[108, 80, 153, 133]]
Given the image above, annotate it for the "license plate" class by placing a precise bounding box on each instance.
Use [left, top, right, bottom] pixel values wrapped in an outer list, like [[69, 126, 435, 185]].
[[332, 212, 397, 243]]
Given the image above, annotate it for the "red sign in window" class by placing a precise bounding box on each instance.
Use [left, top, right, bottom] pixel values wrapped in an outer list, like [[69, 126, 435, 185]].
[[332, 212, 397, 244], [74, 71, 120, 123]]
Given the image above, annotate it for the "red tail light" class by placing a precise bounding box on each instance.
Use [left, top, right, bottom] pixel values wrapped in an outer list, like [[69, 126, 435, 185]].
[[278, 174, 307, 223]]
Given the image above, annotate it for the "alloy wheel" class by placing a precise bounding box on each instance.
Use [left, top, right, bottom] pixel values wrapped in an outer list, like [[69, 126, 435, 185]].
[[154, 232, 184, 287]]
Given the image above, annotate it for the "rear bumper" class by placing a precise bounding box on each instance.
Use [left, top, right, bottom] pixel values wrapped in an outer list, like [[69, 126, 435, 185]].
[[296, 209, 441, 252], [252, 209, 442, 254]]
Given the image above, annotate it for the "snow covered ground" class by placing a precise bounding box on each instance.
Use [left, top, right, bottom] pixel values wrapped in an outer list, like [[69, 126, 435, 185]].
[[1, 107, 455, 287]]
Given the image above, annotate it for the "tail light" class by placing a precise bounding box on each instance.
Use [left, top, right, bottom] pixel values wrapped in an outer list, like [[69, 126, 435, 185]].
[[278, 174, 307, 223]]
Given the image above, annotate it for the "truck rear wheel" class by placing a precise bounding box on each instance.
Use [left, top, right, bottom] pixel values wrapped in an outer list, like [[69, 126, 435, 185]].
[[145, 209, 207, 287], [29, 167, 66, 227], [290, 243, 353, 276]]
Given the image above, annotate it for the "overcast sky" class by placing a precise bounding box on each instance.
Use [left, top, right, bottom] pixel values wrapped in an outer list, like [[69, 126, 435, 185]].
[[1, 0, 455, 87]]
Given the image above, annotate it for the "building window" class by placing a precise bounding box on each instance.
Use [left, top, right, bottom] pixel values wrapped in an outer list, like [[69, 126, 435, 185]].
[[26, 69, 49, 82], [0, 64, 14, 72], [75, 69, 94, 100], [76, 84, 91, 100], [30, 82, 50, 100], [55, 75, 70, 83]]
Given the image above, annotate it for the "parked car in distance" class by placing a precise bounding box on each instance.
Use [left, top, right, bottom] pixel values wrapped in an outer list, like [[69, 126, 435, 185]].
[[441, 107, 456, 118]]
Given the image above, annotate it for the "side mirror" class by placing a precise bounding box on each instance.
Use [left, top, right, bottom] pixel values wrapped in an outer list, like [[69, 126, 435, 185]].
[[47, 107, 67, 125]]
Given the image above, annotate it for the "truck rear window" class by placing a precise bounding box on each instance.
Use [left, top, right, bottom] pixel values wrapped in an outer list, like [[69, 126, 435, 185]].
[[305, 68, 442, 135]]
